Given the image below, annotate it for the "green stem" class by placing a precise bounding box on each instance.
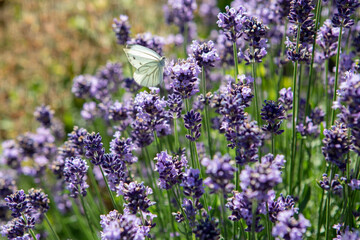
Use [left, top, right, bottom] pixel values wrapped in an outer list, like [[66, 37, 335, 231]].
[[202, 66, 213, 158], [331, 24, 344, 125], [44, 213, 60, 240], [325, 166, 335, 240], [167, 191, 178, 239], [251, 200, 258, 240], [325, 59, 330, 128], [183, 23, 188, 58], [239, 220, 246, 240], [304, 0, 322, 119], [266, 203, 272, 240], [79, 191, 97, 240], [289, 24, 301, 195], [233, 41, 239, 83], [174, 117, 180, 151], [252, 54, 260, 125], [271, 134, 274, 155], [297, 140, 304, 195], [192, 141, 203, 178], [276, 20, 288, 98], [316, 190, 325, 240], [236, 164, 240, 192], [86, 162, 105, 214], [220, 193, 228, 240], [153, 131, 162, 153], [99, 165, 121, 211]]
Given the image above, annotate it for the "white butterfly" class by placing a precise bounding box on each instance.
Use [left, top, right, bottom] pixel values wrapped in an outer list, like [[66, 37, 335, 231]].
[[124, 44, 166, 87]]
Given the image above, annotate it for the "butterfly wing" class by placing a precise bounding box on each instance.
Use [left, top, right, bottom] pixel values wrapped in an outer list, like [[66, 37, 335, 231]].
[[124, 44, 161, 69], [133, 61, 162, 87]]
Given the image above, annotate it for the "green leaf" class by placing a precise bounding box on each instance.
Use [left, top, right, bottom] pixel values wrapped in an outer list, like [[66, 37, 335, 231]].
[[299, 185, 311, 212]]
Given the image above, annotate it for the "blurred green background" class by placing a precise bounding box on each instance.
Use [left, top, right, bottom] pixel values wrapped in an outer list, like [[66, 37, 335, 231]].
[[0, 0, 170, 140]]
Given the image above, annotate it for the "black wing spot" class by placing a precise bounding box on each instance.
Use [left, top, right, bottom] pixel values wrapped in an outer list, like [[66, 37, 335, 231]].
[[132, 57, 135, 59]]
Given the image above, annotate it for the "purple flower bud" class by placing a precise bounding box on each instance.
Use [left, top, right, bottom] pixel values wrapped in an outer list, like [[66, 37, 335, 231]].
[[154, 150, 188, 190], [192, 215, 220, 239], [167, 94, 183, 118], [278, 87, 293, 114], [261, 100, 286, 135], [166, 58, 200, 99], [202, 153, 236, 195], [116, 181, 155, 214], [34, 105, 54, 128], [27, 188, 50, 214], [217, 6, 247, 42], [72, 75, 96, 99], [319, 173, 343, 195], [190, 40, 220, 68], [101, 153, 128, 191], [322, 122, 350, 171], [317, 19, 340, 60], [181, 168, 205, 199], [110, 132, 137, 165], [84, 132, 105, 165], [100, 209, 151, 240], [332, 0, 360, 28], [112, 15, 131, 45], [226, 191, 264, 232], [63, 157, 89, 198], [163, 0, 197, 32], [81, 102, 98, 121], [272, 210, 311, 239], [240, 160, 283, 202], [184, 110, 202, 141], [225, 120, 263, 166], [5, 190, 28, 218]]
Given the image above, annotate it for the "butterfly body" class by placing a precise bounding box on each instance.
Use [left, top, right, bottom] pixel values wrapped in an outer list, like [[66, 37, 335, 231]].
[[124, 44, 165, 87]]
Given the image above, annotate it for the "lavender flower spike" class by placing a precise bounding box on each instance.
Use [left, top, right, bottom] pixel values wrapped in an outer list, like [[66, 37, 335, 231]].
[[63, 157, 89, 198]]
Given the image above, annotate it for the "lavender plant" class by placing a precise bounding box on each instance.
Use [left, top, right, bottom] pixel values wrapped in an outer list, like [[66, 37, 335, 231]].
[[1, 1, 360, 240]]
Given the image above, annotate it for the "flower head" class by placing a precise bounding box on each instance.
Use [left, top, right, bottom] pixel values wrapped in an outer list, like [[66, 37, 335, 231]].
[[112, 15, 131, 45], [63, 157, 89, 198], [272, 210, 311, 240], [184, 110, 202, 141], [166, 58, 200, 99], [322, 122, 350, 171], [240, 159, 283, 202], [34, 105, 54, 128], [154, 150, 188, 190], [261, 100, 286, 135], [181, 168, 205, 199], [190, 40, 220, 68], [117, 181, 155, 214], [202, 153, 236, 195]]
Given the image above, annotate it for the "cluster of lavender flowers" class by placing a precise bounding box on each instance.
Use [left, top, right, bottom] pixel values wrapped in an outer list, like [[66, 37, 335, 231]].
[[1, 106, 59, 180], [163, 0, 197, 34], [297, 107, 325, 138], [286, 0, 315, 63], [100, 209, 154, 240], [131, 88, 170, 148], [1, 189, 49, 239], [322, 122, 350, 171], [166, 58, 201, 99], [154, 150, 188, 190]]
